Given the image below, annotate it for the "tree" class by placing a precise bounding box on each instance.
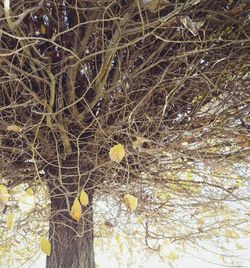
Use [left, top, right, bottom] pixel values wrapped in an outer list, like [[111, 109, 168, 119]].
[[0, 0, 249, 267]]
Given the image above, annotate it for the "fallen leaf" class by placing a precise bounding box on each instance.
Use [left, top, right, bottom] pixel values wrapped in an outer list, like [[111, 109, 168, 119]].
[[80, 190, 89, 207], [109, 143, 126, 163], [124, 194, 138, 210], [7, 124, 22, 132], [40, 237, 51, 256], [70, 197, 82, 222]]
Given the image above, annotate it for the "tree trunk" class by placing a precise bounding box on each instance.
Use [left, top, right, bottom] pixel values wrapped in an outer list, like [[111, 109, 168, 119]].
[[46, 187, 95, 268]]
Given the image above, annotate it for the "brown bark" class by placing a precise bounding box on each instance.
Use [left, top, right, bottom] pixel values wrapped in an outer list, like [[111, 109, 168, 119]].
[[46, 188, 95, 268]]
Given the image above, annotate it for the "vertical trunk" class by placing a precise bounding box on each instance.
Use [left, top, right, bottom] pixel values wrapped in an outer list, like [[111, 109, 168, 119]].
[[46, 188, 95, 268]]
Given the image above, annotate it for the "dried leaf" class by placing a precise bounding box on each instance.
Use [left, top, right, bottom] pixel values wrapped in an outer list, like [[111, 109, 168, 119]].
[[80, 190, 89, 207], [124, 194, 138, 210], [40, 237, 51, 256], [70, 197, 82, 222], [180, 16, 203, 36], [132, 136, 151, 150], [6, 214, 14, 230], [7, 124, 22, 132], [109, 143, 125, 163], [141, 0, 172, 12], [235, 134, 250, 147], [0, 185, 9, 206], [230, 4, 247, 16]]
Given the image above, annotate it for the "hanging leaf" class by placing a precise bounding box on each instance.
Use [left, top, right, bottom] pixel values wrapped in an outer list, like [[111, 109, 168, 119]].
[[166, 251, 179, 261], [70, 197, 82, 222], [224, 229, 239, 239], [109, 143, 126, 163], [6, 124, 22, 132], [0, 185, 9, 206], [124, 194, 138, 210], [80, 190, 89, 207], [40, 237, 51, 256], [235, 243, 244, 250], [136, 216, 143, 224], [26, 188, 34, 196], [41, 24, 46, 34], [196, 218, 205, 226], [6, 214, 14, 230], [132, 136, 150, 150]]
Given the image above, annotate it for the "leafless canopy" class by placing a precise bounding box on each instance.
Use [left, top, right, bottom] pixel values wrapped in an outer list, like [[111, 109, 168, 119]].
[[0, 0, 250, 266]]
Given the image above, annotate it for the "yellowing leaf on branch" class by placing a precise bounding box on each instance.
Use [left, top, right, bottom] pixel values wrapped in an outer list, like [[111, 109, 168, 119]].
[[41, 24, 46, 34], [0, 185, 9, 206], [167, 251, 179, 261], [196, 218, 205, 226], [235, 243, 244, 250], [40, 237, 51, 256], [124, 194, 138, 210], [224, 229, 239, 239], [6, 214, 14, 230], [109, 143, 125, 163], [80, 190, 89, 207], [136, 216, 143, 224], [70, 197, 82, 222], [7, 124, 22, 132], [26, 188, 34, 196]]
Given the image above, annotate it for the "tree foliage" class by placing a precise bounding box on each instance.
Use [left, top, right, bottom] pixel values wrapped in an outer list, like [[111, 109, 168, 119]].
[[0, 0, 250, 267]]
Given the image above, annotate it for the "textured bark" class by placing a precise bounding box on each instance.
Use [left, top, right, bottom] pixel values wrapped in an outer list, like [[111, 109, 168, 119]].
[[46, 188, 95, 268]]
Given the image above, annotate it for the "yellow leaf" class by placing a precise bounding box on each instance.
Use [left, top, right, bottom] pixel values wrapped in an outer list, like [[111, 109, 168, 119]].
[[235, 243, 244, 250], [119, 244, 124, 254], [80, 190, 89, 207], [41, 24, 46, 34], [7, 124, 22, 132], [124, 194, 138, 210], [136, 216, 143, 224], [26, 188, 33, 196], [40, 237, 51, 256], [196, 218, 205, 226], [224, 229, 239, 239], [0, 185, 9, 206], [70, 198, 82, 222], [167, 251, 179, 261], [109, 143, 126, 163], [6, 214, 14, 230], [115, 234, 121, 244]]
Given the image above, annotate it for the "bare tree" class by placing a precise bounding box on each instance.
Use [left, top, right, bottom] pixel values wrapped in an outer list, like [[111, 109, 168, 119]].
[[0, 0, 249, 267]]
